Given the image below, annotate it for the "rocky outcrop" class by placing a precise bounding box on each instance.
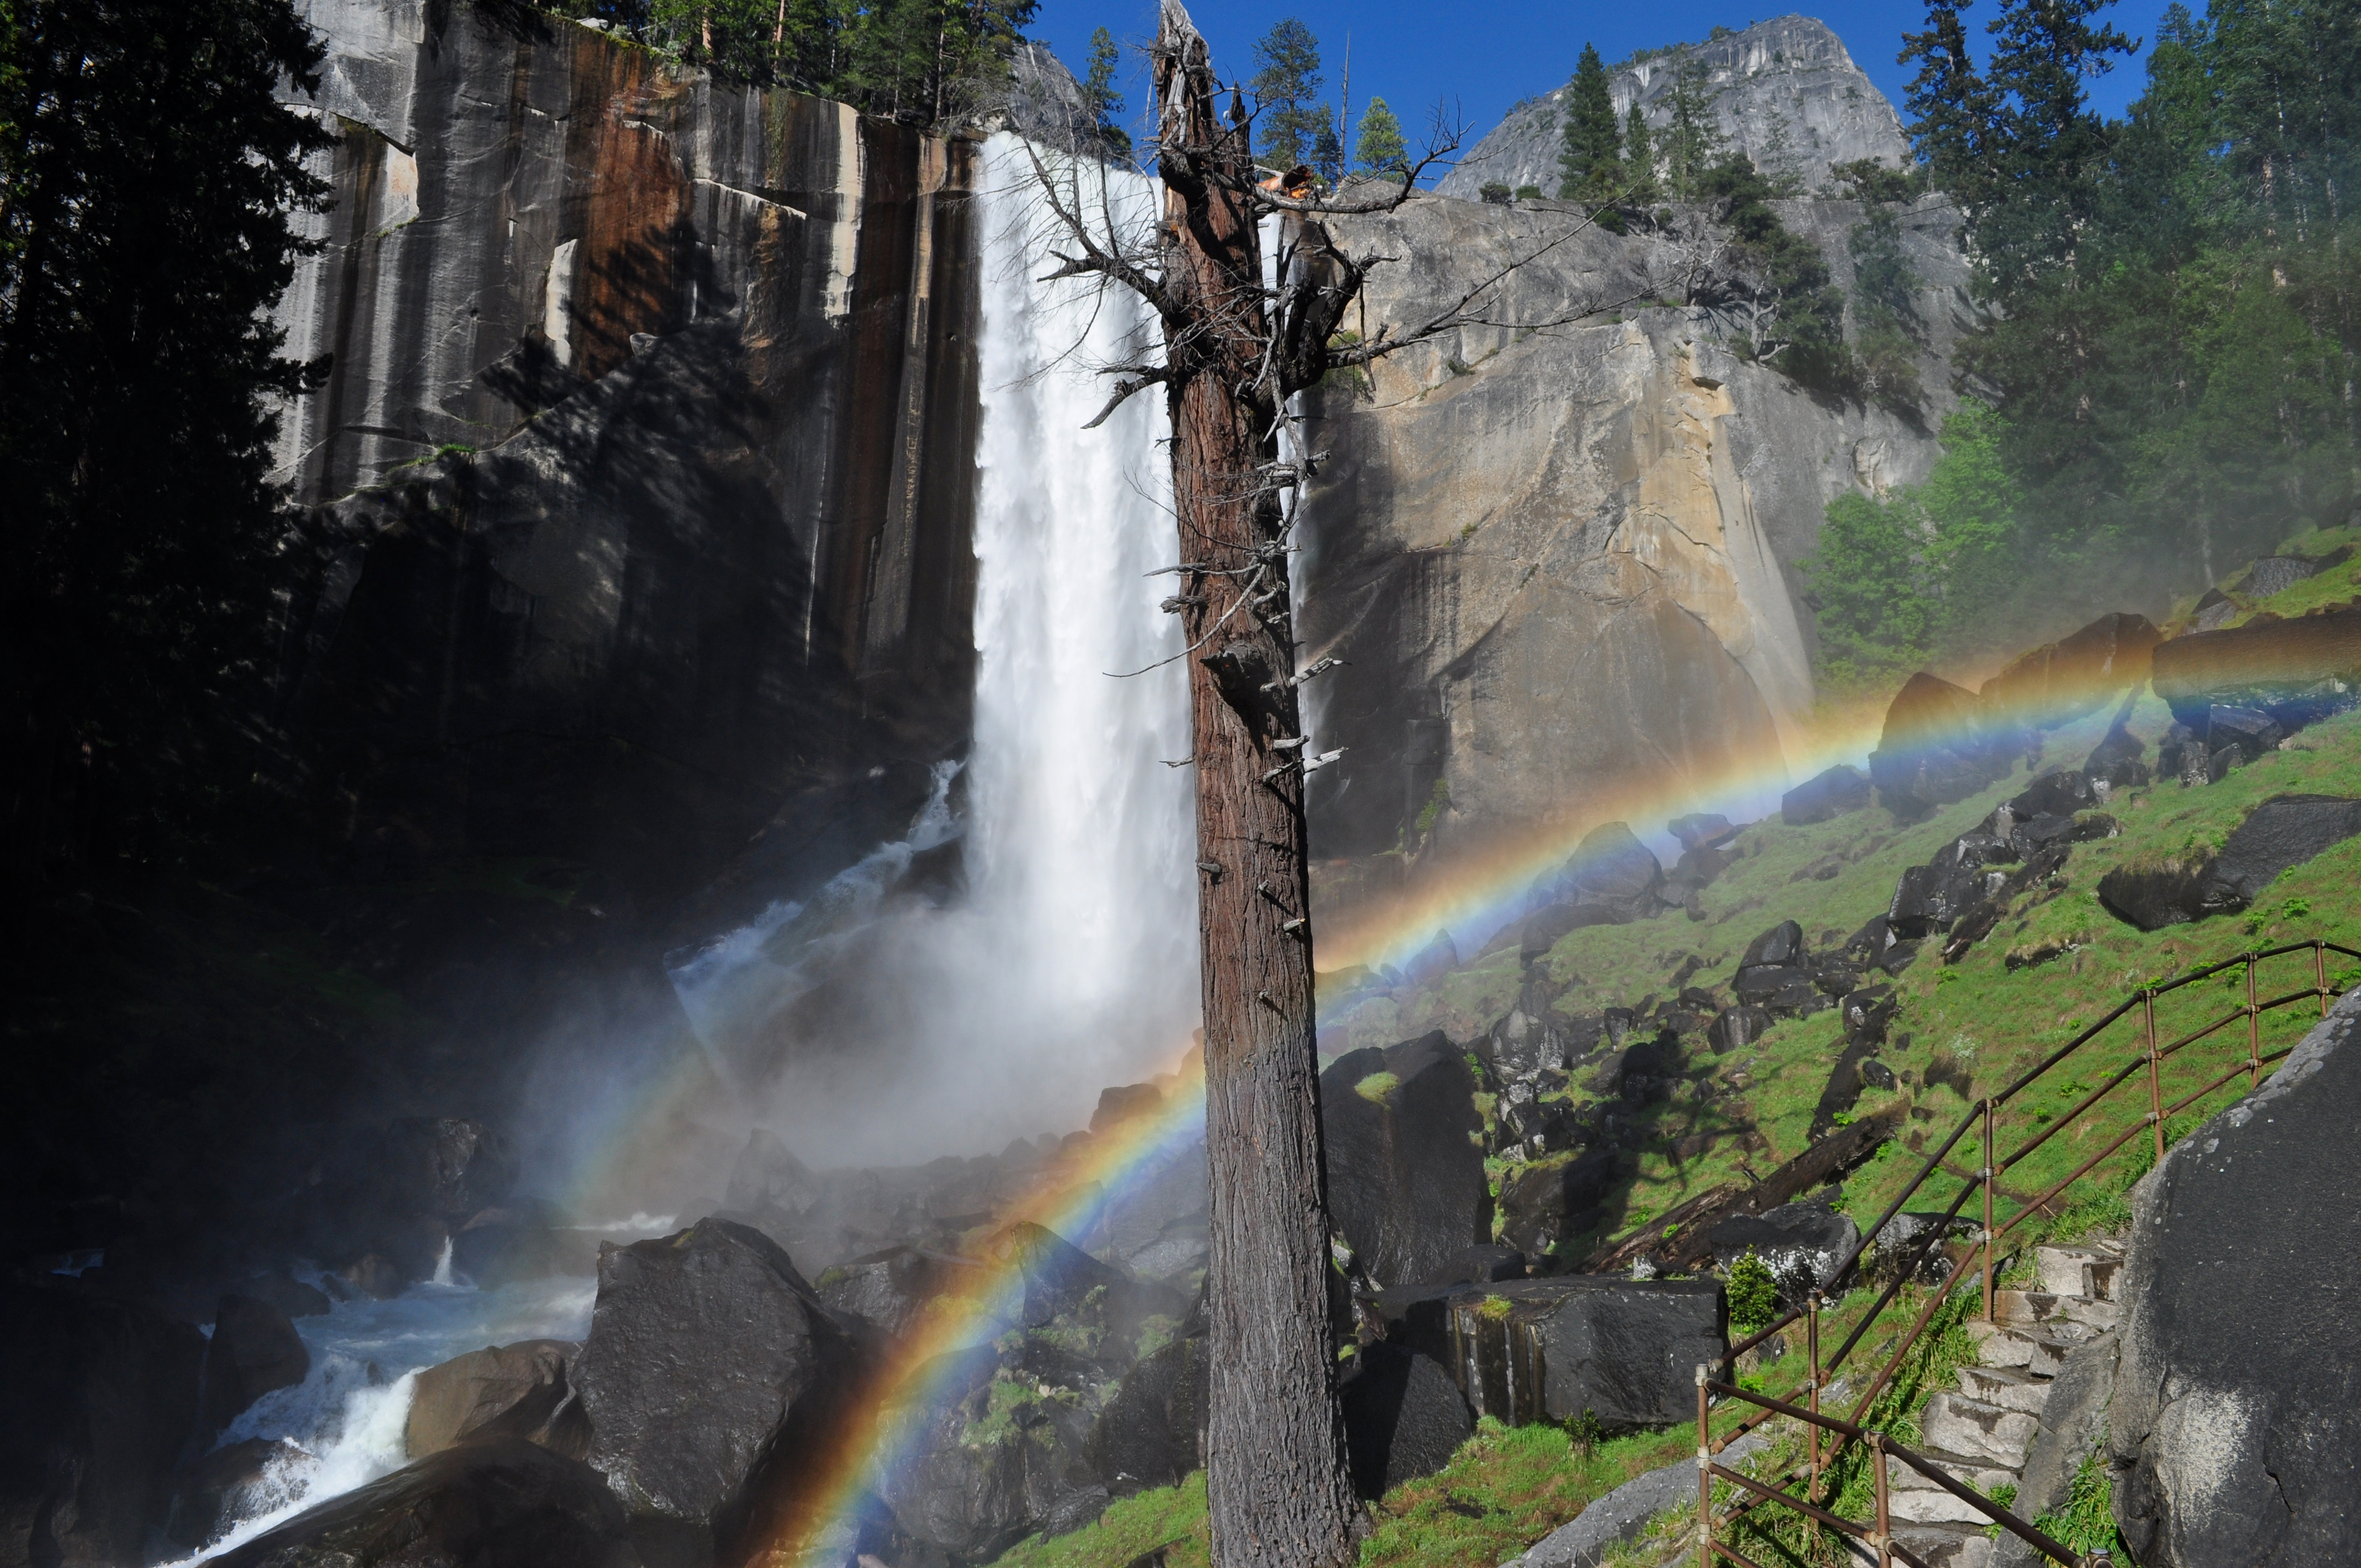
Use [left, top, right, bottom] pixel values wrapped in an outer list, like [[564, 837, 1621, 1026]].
[[1438, 17, 1912, 201], [2150, 606, 2361, 736], [198, 1295, 312, 1439], [406, 1340, 587, 1460], [270, 0, 981, 902], [2107, 989, 2361, 1566], [2098, 795, 2361, 930]]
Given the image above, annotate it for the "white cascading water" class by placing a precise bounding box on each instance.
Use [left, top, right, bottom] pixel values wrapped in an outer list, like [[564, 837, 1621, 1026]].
[[678, 134, 1199, 1159]]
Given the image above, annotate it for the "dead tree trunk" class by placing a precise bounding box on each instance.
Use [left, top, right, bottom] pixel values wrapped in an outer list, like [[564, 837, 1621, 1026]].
[[1150, 6, 1359, 1566]]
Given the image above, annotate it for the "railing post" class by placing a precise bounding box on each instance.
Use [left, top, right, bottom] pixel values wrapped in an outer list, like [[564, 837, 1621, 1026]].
[[2316, 939, 2330, 1018], [1870, 1430, 1892, 1567], [1807, 1290, 1822, 1551], [1982, 1098, 1996, 1324], [2144, 989, 2166, 1164], [1695, 1364, 1711, 1568], [2248, 952, 2262, 1090]]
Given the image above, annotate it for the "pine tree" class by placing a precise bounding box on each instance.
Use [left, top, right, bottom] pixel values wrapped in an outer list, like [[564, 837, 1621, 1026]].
[[1556, 42, 1620, 200], [1623, 103, 1658, 203], [1251, 17, 1323, 170], [1082, 25, 1130, 155], [1354, 96, 1407, 177], [1311, 113, 1343, 186], [1660, 52, 1725, 199]]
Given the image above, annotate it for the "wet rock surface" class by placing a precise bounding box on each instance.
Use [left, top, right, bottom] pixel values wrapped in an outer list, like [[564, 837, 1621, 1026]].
[[1321, 1034, 1493, 1287], [199, 1294, 312, 1439], [406, 1339, 586, 1460]]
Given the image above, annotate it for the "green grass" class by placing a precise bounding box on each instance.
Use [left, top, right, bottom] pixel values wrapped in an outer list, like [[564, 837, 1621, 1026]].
[[1324, 689, 2361, 1270], [993, 1474, 1210, 1568]]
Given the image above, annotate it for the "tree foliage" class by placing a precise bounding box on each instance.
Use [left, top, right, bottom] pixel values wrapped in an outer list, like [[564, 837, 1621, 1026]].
[[1, 0, 334, 878], [1354, 96, 1407, 176], [1250, 17, 1323, 171], [1082, 25, 1129, 156], [1557, 43, 1620, 200]]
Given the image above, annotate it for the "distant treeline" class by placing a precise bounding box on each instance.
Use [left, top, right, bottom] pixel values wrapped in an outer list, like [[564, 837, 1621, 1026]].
[[1806, 0, 2361, 690]]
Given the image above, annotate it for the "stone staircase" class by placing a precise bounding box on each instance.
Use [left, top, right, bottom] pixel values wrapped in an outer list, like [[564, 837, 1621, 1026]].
[[1868, 1239, 2123, 1567]]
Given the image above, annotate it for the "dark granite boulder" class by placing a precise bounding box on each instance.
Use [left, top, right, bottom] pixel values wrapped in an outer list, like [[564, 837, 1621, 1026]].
[[1669, 813, 1738, 850], [162, 1437, 304, 1551], [722, 1129, 824, 1216], [1496, 1148, 1618, 1257], [1439, 1244, 1527, 1283], [1808, 1042, 1883, 1141], [1838, 987, 1895, 1047], [2085, 723, 2150, 788], [2010, 769, 2098, 820], [1868, 672, 2015, 816], [1706, 1005, 1772, 1054], [819, 1246, 996, 1339], [1707, 1198, 1859, 1298], [2109, 989, 2361, 1566], [2207, 704, 2285, 764], [1340, 1342, 1473, 1498], [877, 1351, 1109, 1561], [1535, 823, 1667, 923], [2207, 794, 2361, 905], [1740, 921, 1805, 970], [1781, 764, 1870, 825], [406, 1340, 586, 1461], [1404, 930, 1461, 986], [574, 1217, 861, 1556], [1086, 1331, 1206, 1496], [199, 1294, 311, 1439], [1979, 613, 2160, 727], [1378, 1277, 1725, 1432], [2151, 606, 2361, 731], [0, 1287, 205, 1568], [1518, 901, 1619, 965], [229, 1271, 333, 1320], [210, 1437, 638, 1568], [1321, 1033, 1492, 1287]]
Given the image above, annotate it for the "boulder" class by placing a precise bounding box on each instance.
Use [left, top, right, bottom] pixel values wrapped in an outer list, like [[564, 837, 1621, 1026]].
[[817, 1246, 995, 1339], [876, 1349, 1108, 1562], [209, 1436, 638, 1568], [0, 1287, 205, 1568], [1739, 920, 1806, 970], [1321, 1034, 1492, 1287], [162, 1436, 304, 1551], [2207, 703, 2285, 763], [1706, 1198, 1859, 1297], [2109, 989, 2361, 1566], [1979, 612, 2161, 727], [1495, 1149, 1618, 1256], [1869, 672, 2018, 818], [1086, 1330, 1206, 1496], [1838, 987, 1895, 1047], [2241, 552, 2336, 598], [1867, 1212, 1978, 1288], [1731, 966, 1822, 1017], [2084, 724, 2150, 789], [200, 1294, 311, 1438], [1340, 1342, 1473, 1498], [1781, 764, 1871, 825], [1889, 860, 1994, 939], [1518, 901, 1619, 965], [1377, 1277, 1726, 1432], [574, 1217, 861, 1554], [406, 1340, 587, 1460], [2207, 794, 2361, 905], [722, 1129, 823, 1215], [1090, 1083, 1165, 1134], [1808, 1043, 1881, 1140], [451, 1202, 575, 1288], [1668, 813, 1737, 850], [1669, 843, 1731, 891], [2100, 796, 2361, 928], [989, 1222, 1184, 1346], [1403, 929, 1461, 986], [2009, 769, 2098, 820], [1439, 1244, 1527, 1284], [1706, 1005, 1772, 1055], [230, 1271, 333, 1320], [1535, 823, 1666, 922], [2009, 812, 2077, 858], [2151, 606, 2361, 731]]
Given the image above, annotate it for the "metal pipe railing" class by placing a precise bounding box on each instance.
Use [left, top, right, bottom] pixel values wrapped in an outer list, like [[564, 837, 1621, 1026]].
[[1654, 939, 2360, 1568]]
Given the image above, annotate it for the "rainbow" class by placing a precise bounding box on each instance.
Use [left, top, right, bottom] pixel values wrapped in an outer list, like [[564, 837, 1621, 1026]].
[[754, 1057, 1211, 1566], [1312, 661, 2168, 984]]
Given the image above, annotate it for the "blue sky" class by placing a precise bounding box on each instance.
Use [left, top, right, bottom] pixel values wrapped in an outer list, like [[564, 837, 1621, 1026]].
[[1030, 1, 2177, 164]]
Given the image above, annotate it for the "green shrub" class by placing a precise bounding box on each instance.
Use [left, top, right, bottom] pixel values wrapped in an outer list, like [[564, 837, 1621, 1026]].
[[1726, 1249, 1778, 1332]]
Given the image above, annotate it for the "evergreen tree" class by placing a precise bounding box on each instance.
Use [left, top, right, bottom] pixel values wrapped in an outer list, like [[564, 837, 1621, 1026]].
[[1, 0, 334, 876], [1699, 154, 1848, 386], [1082, 24, 1130, 156], [1310, 113, 1343, 186], [1660, 52, 1725, 199], [1623, 103, 1658, 202], [1354, 96, 1408, 177], [1250, 17, 1323, 170], [1556, 42, 1620, 200]]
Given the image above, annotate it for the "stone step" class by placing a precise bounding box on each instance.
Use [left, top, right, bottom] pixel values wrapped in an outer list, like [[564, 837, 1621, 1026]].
[[1956, 1362, 2054, 1415], [1888, 1446, 2020, 1495], [2033, 1244, 2121, 1301], [1965, 1319, 2083, 1376], [1847, 1525, 1992, 1568], [1994, 1289, 2119, 1331], [1922, 1392, 2039, 1466]]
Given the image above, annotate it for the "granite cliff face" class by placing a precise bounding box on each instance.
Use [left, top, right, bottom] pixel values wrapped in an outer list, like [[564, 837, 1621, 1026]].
[[1301, 185, 1967, 917], [270, 0, 982, 903], [1437, 15, 1911, 202]]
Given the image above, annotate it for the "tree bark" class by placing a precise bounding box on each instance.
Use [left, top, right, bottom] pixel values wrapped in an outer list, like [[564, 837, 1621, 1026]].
[[1150, 5, 1358, 1566]]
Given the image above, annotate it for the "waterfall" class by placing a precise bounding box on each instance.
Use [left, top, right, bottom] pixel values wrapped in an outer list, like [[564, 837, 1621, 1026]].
[[667, 135, 1198, 1162]]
